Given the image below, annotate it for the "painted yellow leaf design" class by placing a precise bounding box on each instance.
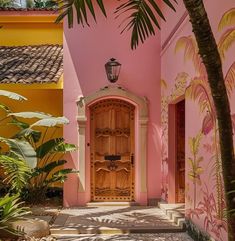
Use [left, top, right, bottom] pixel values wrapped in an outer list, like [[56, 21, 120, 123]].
[[225, 61, 235, 96], [218, 27, 235, 60], [161, 79, 168, 90], [175, 36, 206, 76], [218, 8, 235, 31], [188, 157, 194, 168], [196, 167, 203, 175], [186, 78, 214, 114]]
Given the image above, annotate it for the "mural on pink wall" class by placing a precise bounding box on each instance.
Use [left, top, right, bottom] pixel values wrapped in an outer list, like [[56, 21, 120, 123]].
[[161, 7, 235, 241]]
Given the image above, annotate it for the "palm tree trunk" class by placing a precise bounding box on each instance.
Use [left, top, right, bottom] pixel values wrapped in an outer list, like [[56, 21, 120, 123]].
[[182, 0, 235, 240]]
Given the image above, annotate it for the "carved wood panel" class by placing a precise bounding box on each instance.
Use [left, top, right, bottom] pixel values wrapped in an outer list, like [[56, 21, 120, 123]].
[[90, 99, 135, 201], [176, 99, 185, 203]]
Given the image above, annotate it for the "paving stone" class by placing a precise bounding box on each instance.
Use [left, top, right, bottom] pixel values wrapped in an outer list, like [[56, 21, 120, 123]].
[[53, 233, 193, 241], [51, 206, 184, 235], [10, 218, 50, 238]]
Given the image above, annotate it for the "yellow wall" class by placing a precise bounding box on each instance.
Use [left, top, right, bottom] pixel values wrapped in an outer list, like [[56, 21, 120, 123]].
[[0, 13, 64, 187], [0, 15, 63, 46]]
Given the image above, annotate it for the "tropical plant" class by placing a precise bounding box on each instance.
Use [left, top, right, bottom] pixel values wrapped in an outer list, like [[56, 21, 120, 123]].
[[58, 0, 235, 239], [34, 0, 57, 8], [197, 185, 227, 240], [0, 90, 34, 237], [187, 132, 203, 209], [0, 194, 30, 236], [0, 89, 76, 203], [0, 0, 14, 7]]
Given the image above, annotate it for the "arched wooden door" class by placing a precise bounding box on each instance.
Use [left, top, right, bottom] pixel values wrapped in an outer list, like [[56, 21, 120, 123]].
[[90, 99, 135, 202]]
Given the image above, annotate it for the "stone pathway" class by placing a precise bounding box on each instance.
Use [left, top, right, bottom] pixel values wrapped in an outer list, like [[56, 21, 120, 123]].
[[51, 206, 185, 235], [29, 205, 193, 240], [55, 233, 193, 241]]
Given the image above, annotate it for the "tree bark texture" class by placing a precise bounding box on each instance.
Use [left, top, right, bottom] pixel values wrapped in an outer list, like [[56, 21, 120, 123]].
[[182, 0, 235, 240]]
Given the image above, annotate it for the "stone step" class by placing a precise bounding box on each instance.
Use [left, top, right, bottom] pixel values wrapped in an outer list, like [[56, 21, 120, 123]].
[[50, 226, 184, 235], [86, 202, 139, 207], [158, 203, 185, 228]]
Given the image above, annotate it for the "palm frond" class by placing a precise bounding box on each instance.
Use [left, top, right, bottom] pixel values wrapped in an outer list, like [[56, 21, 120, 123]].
[[0, 194, 30, 235], [0, 155, 30, 193], [218, 8, 235, 31], [218, 27, 235, 60], [56, 0, 107, 28], [116, 0, 173, 49]]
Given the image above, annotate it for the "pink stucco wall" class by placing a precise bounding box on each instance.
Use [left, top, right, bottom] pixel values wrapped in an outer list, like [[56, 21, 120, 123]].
[[63, 1, 162, 206], [161, 0, 235, 240]]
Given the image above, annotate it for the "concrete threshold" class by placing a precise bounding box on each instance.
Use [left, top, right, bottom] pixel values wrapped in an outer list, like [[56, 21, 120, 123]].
[[86, 202, 139, 207]]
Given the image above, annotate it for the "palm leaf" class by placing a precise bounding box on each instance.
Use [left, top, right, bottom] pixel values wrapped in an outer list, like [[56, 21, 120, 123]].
[[218, 8, 235, 31], [0, 137, 37, 169], [0, 194, 30, 235], [0, 155, 30, 192], [218, 27, 235, 60], [115, 0, 168, 49], [0, 90, 27, 101], [56, 0, 107, 28]]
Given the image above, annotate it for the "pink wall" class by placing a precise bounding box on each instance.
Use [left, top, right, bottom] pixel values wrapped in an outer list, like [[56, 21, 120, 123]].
[[63, 1, 162, 205], [161, 0, 235, 240]]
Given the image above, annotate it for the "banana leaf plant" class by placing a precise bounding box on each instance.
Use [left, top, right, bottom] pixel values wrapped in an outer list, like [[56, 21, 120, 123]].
[[0, 90, 77, 203]]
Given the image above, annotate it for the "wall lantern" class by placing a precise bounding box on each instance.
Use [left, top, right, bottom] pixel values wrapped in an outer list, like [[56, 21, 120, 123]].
[[105, 58, 121, 83]]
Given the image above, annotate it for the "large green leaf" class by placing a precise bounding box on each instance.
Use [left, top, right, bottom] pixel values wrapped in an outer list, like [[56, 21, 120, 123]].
[[8, 112, 52, 119], [36, 138, 64, 159], [0, 137, 37, 168], [45, 168, 77, 184], [0, 90, 27, 101], [36, 138, 76, 159], [15, 128, 42, 143], [31, 116, 69, 128], [32, 160, 67, 178]]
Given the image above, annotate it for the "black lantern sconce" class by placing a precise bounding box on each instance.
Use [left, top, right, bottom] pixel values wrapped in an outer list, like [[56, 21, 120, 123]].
[[105, 58, 121, 83]]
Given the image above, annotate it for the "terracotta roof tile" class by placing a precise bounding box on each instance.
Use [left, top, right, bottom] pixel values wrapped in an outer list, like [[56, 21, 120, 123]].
[[0, 44, 63, 84]]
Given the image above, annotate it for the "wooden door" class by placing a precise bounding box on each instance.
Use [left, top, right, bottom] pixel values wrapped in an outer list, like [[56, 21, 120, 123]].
[[90, 99, 135, 202], [176, 99, 185, 203]]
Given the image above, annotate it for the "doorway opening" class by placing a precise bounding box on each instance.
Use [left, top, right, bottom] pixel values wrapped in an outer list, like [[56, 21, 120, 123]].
[[90, 98, 135, 202], [168, 98, 185, 203]]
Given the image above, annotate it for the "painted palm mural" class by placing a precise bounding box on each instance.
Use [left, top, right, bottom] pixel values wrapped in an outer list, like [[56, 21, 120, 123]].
[[161, 4, 235, 241]]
